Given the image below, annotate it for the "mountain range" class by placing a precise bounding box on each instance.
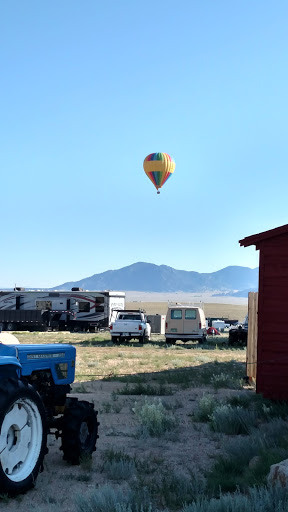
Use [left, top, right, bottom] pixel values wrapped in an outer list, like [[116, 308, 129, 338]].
[[53, 262, 259, 295]]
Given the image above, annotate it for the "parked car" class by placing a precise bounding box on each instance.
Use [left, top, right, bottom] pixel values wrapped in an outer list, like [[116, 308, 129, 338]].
[[165, 305, 207, 344], [109, 310, 151, 343]]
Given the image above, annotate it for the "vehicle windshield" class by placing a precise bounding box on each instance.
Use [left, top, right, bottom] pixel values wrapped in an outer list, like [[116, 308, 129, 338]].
[[118, 314, 142, 321]]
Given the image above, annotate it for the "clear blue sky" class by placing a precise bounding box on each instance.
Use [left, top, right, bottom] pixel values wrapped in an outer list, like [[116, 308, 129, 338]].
[[1, 0, 288, 287]]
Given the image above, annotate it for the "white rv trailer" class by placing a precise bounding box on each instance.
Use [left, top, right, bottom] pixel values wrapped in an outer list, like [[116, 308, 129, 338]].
[[0, 288, 125, 332]]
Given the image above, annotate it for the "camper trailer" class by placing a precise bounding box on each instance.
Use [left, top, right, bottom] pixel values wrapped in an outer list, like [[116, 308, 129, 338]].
[[212, 319, 225, 332], [0, 288, 125, 332]]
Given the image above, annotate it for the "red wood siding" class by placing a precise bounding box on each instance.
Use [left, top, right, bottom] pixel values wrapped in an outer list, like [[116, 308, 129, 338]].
[[256, 236, 288, 399]]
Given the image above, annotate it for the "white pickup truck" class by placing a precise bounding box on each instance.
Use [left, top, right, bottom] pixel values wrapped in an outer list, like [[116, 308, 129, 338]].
[[109, 310, 151, 344]]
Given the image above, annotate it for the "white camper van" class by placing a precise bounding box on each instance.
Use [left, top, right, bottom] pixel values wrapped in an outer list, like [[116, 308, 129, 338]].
[[212, 319, 225, 332], [165, 304, 207, 344]]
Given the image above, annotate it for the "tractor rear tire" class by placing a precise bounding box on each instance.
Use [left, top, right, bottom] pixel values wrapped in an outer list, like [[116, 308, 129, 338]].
[[0, 378, 47, 496], [61, 399, 99, 464]]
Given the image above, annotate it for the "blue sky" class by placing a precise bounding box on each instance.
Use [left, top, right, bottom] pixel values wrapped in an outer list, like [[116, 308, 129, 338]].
[[1, 0, 288, 287]]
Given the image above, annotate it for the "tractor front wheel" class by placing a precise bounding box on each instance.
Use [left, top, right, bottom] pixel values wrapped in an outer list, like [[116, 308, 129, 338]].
[[61, 399, 99, 464], [0, 378, 47, 495]]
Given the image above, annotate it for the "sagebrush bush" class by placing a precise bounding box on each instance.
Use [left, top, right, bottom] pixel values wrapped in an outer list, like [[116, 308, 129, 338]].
[[101, 401, 112, 413], [132, 467, 205, 510], [117, 382, 173, 396], [226, 393, 288, 422], [258, 417, 288, 442], [209, 404, 258, 435], [222, 419, 288, 465], [76, 483, 155, 512], [150, 470, 204, 509], [257, 399, 288, 421], [226, 392, 255, 409], [210, 372, 241, 390], [133, 397, 177, 437], [181, 485, 288, 512], [193, 394, 218, 422], [73, 383, 89, 393], [102, 459, 136, 481], [207, 418, 288, 493], [223, 432, 264, 465], [101, 448, 133, 464], [76, 484, 129, 512]]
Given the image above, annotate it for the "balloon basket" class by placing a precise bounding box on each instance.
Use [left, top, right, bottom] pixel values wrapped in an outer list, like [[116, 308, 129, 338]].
[[157, 191, 160, 194]]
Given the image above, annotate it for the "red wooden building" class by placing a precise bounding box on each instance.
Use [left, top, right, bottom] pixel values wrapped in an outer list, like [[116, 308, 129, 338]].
[[239, 224, 288, 400]]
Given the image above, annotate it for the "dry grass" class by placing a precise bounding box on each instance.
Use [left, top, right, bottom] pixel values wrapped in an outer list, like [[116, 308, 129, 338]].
[[126, 301, 247, 321], [14, 331, 246, 382]]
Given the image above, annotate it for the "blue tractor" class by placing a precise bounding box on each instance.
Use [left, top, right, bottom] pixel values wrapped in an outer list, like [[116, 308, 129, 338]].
[[0, 341, 99, 495]]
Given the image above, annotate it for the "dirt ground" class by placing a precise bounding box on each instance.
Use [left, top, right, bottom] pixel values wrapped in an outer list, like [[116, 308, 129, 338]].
[[2, 324, 248, 511], [4, 369, 248, 512]]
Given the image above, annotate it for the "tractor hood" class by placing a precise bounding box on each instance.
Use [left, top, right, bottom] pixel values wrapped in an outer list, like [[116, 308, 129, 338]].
[[17, 344, 76, 384], [16, 343, 76, 359]]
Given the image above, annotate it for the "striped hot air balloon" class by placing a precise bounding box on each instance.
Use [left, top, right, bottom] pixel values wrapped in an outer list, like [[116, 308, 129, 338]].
[[143, 152, 175, 194]]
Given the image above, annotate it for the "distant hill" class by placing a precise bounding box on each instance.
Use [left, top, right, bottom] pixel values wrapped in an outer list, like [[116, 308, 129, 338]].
[[213, 288, 258, 298], [52, 262, 259, 294]]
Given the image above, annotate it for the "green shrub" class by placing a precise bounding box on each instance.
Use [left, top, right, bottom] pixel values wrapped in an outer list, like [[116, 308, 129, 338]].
[[102, 459, 136, 481], [209, 405, 258, 435], [246, 447, 288, 487], [79, 452, 93, 471], [258, 417, 288, 442], [101, 448, 133, 464], [226, 392, 256, 408], [206, 455, 244, 495], [134, 455, 164, 475], [117, 382, 173, 396], [132, 468, 205, 510], [133, 397, 178, 437], [76, 484, 153, 512], [257, 399, 288, 421], [181, 486, 288, 512], [100, 448, 136, 481], [223, 433, 263, 466], [193, 394, 218, 422], [101, 401, 112, 413], [76, 485, 127, 512], [109, 374, 148, 384], [226, 393, 288, 421], [149, 470, 204, 509], [0, 494, 10, 504], [210, 373, 241, 390], [73, 383, 89, 393], [207, 418, 288, 493], [112, 402, 123, 413]]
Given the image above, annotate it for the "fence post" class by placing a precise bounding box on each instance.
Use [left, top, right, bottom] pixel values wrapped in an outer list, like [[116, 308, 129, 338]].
[[246, 292, 258, 383]]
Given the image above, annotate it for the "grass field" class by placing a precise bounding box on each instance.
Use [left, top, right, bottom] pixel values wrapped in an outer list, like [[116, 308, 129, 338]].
[[14, 330, 245, 382], [126, 301, 247, 322]]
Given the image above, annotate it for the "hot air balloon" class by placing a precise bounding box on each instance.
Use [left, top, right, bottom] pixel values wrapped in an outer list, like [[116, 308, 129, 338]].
[[143, 152, 175, 194]]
